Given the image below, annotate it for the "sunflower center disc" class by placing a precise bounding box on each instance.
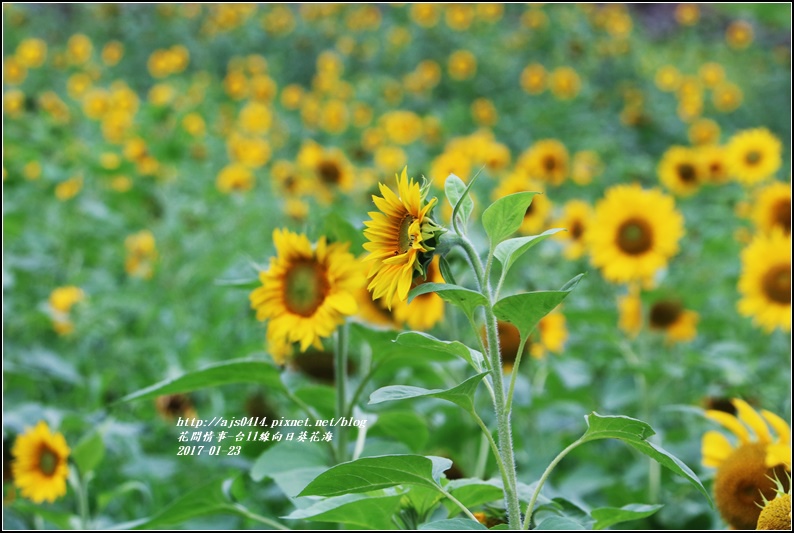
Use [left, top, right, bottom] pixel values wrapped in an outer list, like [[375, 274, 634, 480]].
[[570, 220, 584, 240], [762, 264, 791, 305], [317, 161, 341, 184], [39, 446, 59, 476], [649, 300, 682, 328], [284, 260, 329, 316], [543, 155, 557, 172], [677, 163, 697, 183], [524, 202, 535, 219], [397, 215, 416, 254], [773, 199, 791, 234], [745, 150, 761, 166], [617, 218, 653, 255]]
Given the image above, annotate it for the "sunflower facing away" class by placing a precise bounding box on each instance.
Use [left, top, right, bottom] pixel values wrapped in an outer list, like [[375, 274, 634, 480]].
[[587, 184, 685, 286], [726, 128, 782, 186], [737, 229, 791, 333], [363, 167, 443, 307], [702, 399, 791, 530], [11, 421, 70, 504], [250, 229, 361, 362]]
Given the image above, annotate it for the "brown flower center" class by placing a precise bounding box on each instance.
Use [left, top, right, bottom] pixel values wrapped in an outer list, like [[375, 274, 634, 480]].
[[714, 443, 790, 530], [757, 493, 792, 531], [746, 150, 761, 166], [397, 214, 416, 254], [773, 198, 791, 234], [676, 163, 697, 183], [284, 259, 329, 316], [543, 155, 557, 173], [649, 300, 683, 328], [570, 219, 584, 240], [317, 160, 341, 184], [495, 320, 523, 367], [38, 445, 59, 477], [616, 218, 653, 255], [762, 264, 791, 305], [524, 202, 535, 219]]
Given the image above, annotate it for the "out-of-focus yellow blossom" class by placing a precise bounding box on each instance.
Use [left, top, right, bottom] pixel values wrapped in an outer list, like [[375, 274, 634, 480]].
[[250, 74, 277, 102], [677, 93, 703, 123], [445, 4, 474, 31], [698, 145, 730, 185], [698, 62, 725, 88], [648, 299, 699, 344], [374, 146, 407, 174], [110, 176, 132, 192], [296, 140, 355, 201], [380, 110, 423, 145], [655, 65, 681, 92], [148, 83, 176, 106], [688, 118, 721, 146], [67, 33, 92, 64], [223, 69, 249, 100], [101, 40, 124, 66], [530, 309, 568, 359], [618, 285, 643, 339], [82, 88, 109, 120], [346, 5, 381, 32], [571, 150, 603, 185], [125, 230, 158, 279], [280, 84, 304, 110], [238, 101, 272, 135], [66, 72, 93, 100], [726, 20, 754, 50], [410, 3, 440, 28], [39, 91, 71, 123], [520, 63, 546, 95], [4, 89, 26, 118], [23, 161, 42, 181], [262, 5, 295, 35], [675, 4, 699, 26], [55, 176, 83, 201], [321, 100, 350, 134], [521, 8, 548, 30], [16, 38, 47, 68], [477, 3, 503, 22], [4, 57, 27, 85], [227, 134, 272, 169], [448, 49, 477, 81], [351, 102, 373, 128], [518, 139, 569, 186], [471, 98, 498, 127], [726, 128, 782, 186], [550, 67, 581, 100], [216, 163, 255, 194], [750, 181, 791, 236], [658, 146, 703, 197], [712, 82, 743, 113], [431, 150, 472, 188], [99, 152, 121, 171]]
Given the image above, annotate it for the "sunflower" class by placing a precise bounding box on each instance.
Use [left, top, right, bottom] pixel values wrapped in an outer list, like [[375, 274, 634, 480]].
[[296, 140, 355, 203], [750, 181, 791, 236], [363, 167, 443, 307], [647, 299, 699, 344], [493, 174, 552, 235], [726, 128, 782, 186], [571, 150, 603, 186], [11, 421, 70, 504], [757, 479, 792, 531], [553, 199, 593, 260], [737, 230, 791, 333], [125, 230, 158, 279], [698, 145, 730, 185], [618, 284, 642, 338], [155, 394, 197, 421], [518, 139, 569, 185], [529, 309, 568, 359], [587, 184, 685, 286], [688, 118, 721, 146], [702, 399, 791, 529], [392, 256, 445, 331], [249, 229, 361, 358], [658, 146, 703, 197]]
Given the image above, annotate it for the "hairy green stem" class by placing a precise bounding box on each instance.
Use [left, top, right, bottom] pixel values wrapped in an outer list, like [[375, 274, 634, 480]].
[[472, 411, 510, 486], [522, 438, 583, 530]]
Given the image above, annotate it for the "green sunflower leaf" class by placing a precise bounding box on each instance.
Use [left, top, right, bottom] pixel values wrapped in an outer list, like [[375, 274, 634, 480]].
[[419, 518, 488, 530], [297, 455, 451, 497], [119, 358, 284, 403], [591, 503, 663, 530], [395, 331, 485, 372], [407, 283, 488, 322], [283, 491, 404, 530], [368, 372, 489, 415], [535, 516, 587, 530], [493, 228, 566, 275], [482, 192, 539, 249], [493, 274, 584, 340], [581, 413, 711, 504], [72, 431, 105, 475], [445, 173, 475, 234]]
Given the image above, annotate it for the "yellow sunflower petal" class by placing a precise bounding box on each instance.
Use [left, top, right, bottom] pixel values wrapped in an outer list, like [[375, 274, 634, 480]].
[[701, 429, 735, 468], [764, 442, 792, 469], [733, 398, 773, 443], [325, 292, 358, 315], [706, 409, 751, 443], [761, 409, 791, 444]]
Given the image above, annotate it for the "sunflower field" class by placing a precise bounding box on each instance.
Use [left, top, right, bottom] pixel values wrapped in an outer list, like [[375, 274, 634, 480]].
[[3, 3, 792, 531]]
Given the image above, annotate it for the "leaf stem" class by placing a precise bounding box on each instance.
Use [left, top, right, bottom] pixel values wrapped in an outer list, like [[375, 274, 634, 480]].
[[440, 488, 480, 523], [505, 336, 528, 414], [335, 323, 349, 463], [231, 503, 291, 530], [522, 438, 584, 530]]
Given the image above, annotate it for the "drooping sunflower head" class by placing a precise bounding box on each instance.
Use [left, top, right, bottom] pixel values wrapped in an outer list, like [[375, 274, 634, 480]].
[[11, 421, 70, 504], [362, 167, 443, 308], [249, 229, 361, 359], [587, 184, 685, 286], [658, 146, 703, 197], [702, 399, 791, 530], [726, 128, 783, 186], [392, 256, 446, 331], [737, 229, 791, 333]]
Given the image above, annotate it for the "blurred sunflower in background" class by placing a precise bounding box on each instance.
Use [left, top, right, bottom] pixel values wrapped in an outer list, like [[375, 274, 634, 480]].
[[249, 229, 361, 361], [737, 230, 791, 333], [647, 298, 699, 344], [553, 199, 593, 260], [726, 128, 782, 186], [11, 421, 70, 504], [587, 184, 685, 286], [392, 256, 445, 331], [750, 181, 791, 236], [363, 167, 443, 307], [658, 146, 703, 197], [518, 139, 569, 186], [493, 175, 551, 235], [702, 399, 790, 530]]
